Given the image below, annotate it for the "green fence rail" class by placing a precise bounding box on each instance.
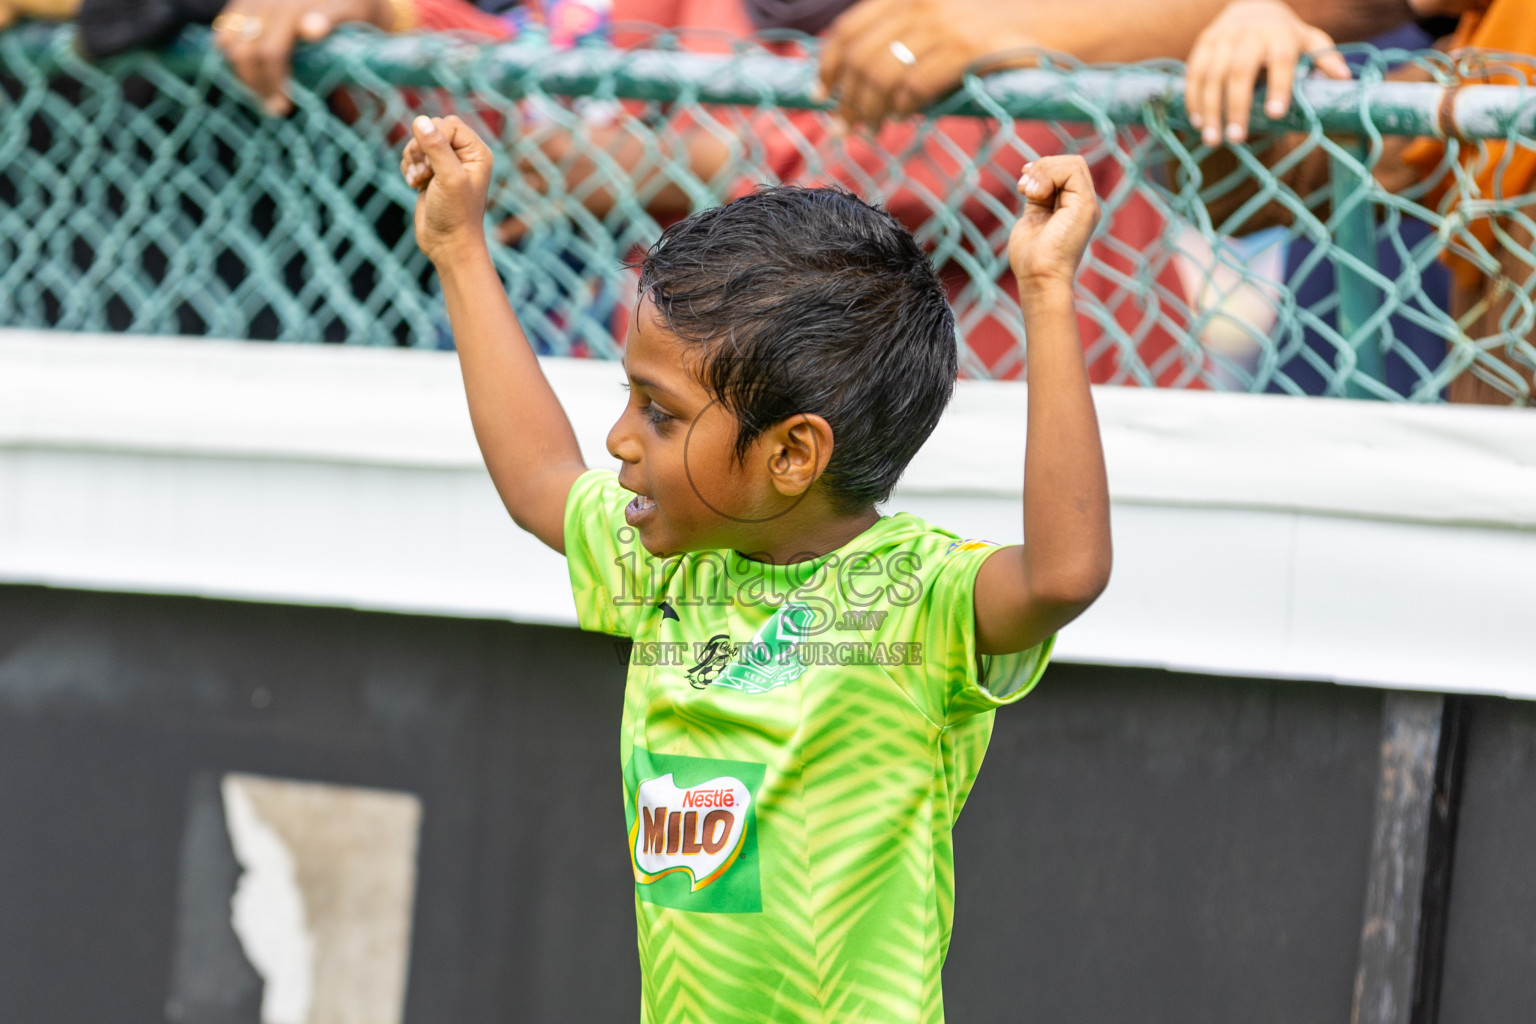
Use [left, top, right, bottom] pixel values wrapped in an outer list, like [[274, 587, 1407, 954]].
[[3, 23, 1536, 402]]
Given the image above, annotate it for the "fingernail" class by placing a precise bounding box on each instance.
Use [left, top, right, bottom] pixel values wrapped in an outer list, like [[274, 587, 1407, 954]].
[[264, 97, 289, 117], [1188, 112, 1203, 129], [414, 115, 436, 135], [829, 114, 848, 139], [1226, 122, 1244, 142], [808, 81, 828, 103], [1265, 100, 1285, 118], [1202, 126, 1220, 146]]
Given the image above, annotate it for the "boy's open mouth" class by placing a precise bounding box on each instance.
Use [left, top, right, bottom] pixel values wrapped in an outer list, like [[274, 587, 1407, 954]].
[[624, 493, 657, 527]]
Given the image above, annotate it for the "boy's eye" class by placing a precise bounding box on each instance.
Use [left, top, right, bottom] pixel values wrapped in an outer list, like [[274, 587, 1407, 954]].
[[621, 382, 674, 429]]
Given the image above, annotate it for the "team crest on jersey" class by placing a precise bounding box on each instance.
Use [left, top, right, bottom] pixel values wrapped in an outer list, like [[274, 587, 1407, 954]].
[[625, 749, 764, 914], [685, 635, 734, 689], [945, 538, 996, 555], [631, 773, 752, 892], [685, 603, 816, 694]]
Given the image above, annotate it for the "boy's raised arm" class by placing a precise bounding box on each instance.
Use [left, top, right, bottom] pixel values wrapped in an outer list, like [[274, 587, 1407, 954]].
[[403, 115, 588, 553], [973, 156, 1113, 656]]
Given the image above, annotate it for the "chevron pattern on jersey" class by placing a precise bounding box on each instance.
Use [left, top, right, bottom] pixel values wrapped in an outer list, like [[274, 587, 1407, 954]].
[[566, 470, 1052, 1023]]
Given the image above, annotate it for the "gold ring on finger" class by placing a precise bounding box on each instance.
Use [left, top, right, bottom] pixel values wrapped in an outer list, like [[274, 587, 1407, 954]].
[[212, 12, 264, 41]]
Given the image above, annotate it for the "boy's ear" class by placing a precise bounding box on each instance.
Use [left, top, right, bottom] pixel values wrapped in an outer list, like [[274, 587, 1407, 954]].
[[761, 414, 834, 498]]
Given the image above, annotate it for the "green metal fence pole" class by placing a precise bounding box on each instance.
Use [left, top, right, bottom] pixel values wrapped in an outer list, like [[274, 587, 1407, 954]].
[[9, 24, 1528, 140], [1330, 142, 1387, 398]]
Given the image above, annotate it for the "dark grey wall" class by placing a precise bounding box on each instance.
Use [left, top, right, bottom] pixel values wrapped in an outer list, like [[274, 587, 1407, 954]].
[[1437, 697, 1536, 1024], [0, 584, 1528, 1024], [0, 585, 637, 1024], [949, 668, 1382, 1024]]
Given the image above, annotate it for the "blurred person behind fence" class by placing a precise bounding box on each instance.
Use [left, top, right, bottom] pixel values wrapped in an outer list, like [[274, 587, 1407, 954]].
[[176, 0, 1207, 382], [812, 0, 1411, 132], [1183, 0, 1536, 404], [48, 0, 1271, 381], [0, 0, 1421, 383], [0, 3, 520, 131], [0, 0, 518, 104], [809, 0, 1477, 388], [612, 0, 1191, 383]]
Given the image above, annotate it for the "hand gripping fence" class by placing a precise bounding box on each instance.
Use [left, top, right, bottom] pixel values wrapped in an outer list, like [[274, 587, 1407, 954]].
[[3, 23, 1536, 403]]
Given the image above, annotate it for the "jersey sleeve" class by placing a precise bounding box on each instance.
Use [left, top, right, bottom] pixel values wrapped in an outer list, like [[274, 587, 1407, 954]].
[[564, 468, 651, 637], [922, 540, 1053, 725]]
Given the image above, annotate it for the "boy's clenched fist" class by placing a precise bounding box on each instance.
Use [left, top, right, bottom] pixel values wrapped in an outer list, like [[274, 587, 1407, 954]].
[[1008, 155, 1100, 293], [401, 115, 495, 266]]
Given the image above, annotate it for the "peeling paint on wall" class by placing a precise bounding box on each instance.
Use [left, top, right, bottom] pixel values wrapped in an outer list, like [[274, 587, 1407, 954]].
[[169, 772, 422, 1024], [224, 776, 317, 1024]]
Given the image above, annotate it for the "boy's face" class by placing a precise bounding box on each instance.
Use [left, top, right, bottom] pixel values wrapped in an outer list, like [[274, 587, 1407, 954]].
[[607, 301, 783, 556]]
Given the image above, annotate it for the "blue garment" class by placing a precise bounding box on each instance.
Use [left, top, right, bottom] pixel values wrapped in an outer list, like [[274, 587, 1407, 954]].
[[1275, 216, 1450, 397], [1270, 23, 1451, 398]]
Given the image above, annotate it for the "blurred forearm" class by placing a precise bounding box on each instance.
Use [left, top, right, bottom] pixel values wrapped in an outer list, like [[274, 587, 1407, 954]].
[[1024, 0, 1410, 62], [1, 0, 81, 22], [1289, 0, 1416, 45], [526, 120, 732, 221]]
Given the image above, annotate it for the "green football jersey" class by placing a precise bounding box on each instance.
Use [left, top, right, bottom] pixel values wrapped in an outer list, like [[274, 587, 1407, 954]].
[[564, 469, 1051, 1023]]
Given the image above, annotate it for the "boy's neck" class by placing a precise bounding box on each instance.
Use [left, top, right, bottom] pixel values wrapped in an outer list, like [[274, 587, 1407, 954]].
[[732, 505, 882, 565]]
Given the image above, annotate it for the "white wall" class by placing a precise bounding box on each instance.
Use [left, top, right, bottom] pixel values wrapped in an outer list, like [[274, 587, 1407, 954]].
[[3, 330, 1533, 696]]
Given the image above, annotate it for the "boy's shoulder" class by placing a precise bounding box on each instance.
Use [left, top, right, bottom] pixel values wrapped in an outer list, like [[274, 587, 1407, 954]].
[[568, 464, 1001, 567], [564, 466, 1010, 636]]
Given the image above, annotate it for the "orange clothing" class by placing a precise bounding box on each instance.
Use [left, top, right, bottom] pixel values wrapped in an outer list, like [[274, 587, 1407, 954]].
[[1392, 0, 1536, 402], [1402, 0, 1536, 293]]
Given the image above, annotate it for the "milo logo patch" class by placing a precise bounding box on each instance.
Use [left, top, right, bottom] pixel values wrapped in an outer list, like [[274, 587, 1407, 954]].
[[624, 749, 764, 914], [631, 773, 752, 892]]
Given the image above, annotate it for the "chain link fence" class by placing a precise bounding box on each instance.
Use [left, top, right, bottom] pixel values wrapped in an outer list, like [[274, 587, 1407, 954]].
[[3, 23, 1535, 402]]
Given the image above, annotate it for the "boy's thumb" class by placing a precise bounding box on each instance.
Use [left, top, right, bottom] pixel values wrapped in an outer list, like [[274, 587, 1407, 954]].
[[411, 116, 457, 174]]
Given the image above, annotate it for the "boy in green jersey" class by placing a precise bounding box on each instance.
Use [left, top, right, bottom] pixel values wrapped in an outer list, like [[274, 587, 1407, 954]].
[[402, 113, 1111, 1023]]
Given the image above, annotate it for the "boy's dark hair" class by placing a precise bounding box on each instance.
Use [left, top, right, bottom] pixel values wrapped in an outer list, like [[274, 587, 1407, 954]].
[[635, 184, 957, 512]]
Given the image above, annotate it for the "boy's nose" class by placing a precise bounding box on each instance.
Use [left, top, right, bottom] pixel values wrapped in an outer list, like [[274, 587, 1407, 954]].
[[607, 415, 642, 464]]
